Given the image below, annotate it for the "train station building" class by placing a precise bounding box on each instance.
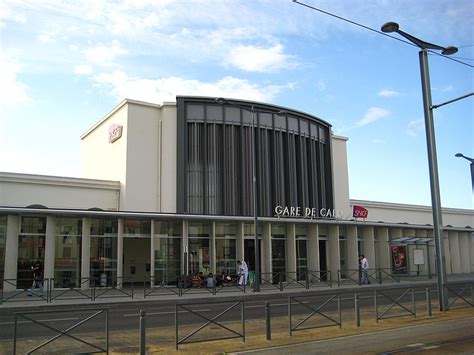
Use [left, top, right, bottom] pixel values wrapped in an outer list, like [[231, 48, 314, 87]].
[[0, 96, 473, 290]]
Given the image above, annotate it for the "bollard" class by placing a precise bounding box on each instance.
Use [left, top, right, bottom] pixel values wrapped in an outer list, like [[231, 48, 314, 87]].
[[139, 310, 146, 355], [426, 288, 432, 317], [265, 301, 271, 340], [354, 294, 360, 327]]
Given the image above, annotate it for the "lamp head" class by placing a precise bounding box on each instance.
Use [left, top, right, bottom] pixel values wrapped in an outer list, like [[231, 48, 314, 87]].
[[455, 153, 464, 158], [215, 97, 227, 105], [381, 22, 399, 33], [442, 46, 458, 55]]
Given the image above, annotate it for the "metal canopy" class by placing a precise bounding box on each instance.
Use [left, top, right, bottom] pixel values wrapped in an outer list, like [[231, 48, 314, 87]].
[[390, 237, 433, 244]]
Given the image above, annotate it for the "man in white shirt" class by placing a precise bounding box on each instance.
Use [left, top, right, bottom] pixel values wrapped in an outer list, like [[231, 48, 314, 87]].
[[359, 254, 370, 284], [237, 260, 248, 286]]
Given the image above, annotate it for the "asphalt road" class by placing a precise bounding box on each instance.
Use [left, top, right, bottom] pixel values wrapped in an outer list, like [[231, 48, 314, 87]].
[[0, 286, 439, 341]]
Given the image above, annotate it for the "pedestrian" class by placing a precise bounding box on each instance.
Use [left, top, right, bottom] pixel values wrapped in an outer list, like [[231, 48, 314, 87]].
[[359, 254, 370, 284], [237, 260, 248, 286], [28, 260, 45, 297]]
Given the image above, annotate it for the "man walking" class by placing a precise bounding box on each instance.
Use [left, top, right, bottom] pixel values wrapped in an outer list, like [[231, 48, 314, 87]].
[[237, 260, 248, 286], [28, 260, 45, 297], [359, 255, 370, 284]]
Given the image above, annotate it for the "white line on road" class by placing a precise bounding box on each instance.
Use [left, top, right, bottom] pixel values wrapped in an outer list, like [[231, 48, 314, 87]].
[[0, 317, 79, 325]]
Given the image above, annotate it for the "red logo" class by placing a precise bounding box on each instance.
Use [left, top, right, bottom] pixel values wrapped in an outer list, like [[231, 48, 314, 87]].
[[353, 205, 368, 218], [108, 124, 123, 143]]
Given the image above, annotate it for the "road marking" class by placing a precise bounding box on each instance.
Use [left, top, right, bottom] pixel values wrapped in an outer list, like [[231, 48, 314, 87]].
[[0, 317, 79, 325], [406, 343, 424, 347], [423, 346, 440, 350]]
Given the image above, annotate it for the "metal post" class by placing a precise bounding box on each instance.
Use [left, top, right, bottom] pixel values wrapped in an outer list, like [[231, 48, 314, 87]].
[[419, 49, 447, 312], [265, 301, 271, 340], [412, 288, 416, 318], [374, 289, 378, 323], [13, 313, 17, 355], [288, 297, 292, 336], [338, 294, 342, 329], [175, 304, 179, 350], [106, 309, 109, 355], [139, 310, 146, 355], [426, 288, 432, 317], [354, 294, 360, 327], [242, 301, 246, 343], [251, 106, 260, 293]]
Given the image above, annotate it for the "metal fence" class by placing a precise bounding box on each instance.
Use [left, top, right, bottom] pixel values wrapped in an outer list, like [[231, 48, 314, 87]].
[[444, 282, 473, 311], [374, 287, 416, 323]]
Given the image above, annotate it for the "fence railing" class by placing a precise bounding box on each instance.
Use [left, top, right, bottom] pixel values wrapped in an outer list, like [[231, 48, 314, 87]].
[[13, 308, 109, 355], [375, 287, 416, 323], [444, 282, 473, 311], [175, 300, 245, 350]]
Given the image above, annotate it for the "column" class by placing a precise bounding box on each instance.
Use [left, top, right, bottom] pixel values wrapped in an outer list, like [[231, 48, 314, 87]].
[[210, 221, 216, 275], [44, 216, 56, 291], [346, 225, 359, 271], [236, 222, 244, 267], [81, 217, 91, 290], [117, 218, 124, 287], [308, 224, 319, 276], [459, 232, 471, 274], [470, 232, 474, 272], [377, 227, 391, 270], [328, 225, 340, 279], [4, 215, 20, 291], [182, 220, 188, 275], [443, 231, 452, 275], [261, 222, 271, 275], [448, 231, 461, 274], [362, 226, 375, 271], [287, 223, 296, 274], [150, 220, 155, 286]]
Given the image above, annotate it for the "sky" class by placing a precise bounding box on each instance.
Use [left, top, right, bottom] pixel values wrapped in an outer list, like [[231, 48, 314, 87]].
[[0, 0, 473, 210]]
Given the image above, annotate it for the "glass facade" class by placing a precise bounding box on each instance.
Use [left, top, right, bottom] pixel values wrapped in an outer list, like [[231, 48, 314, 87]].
[[54, 218, 82, 288], [215, 222, 237, 275], [339, 226, 347, 278], [177, 97, 334, 217], [90, 219, 118, 284], [154, 221, 182, 285], [271, 224, 286, 277], [295, 224, 308, 279], [188, 221, 210, 275], [17, 217, 46, 288]]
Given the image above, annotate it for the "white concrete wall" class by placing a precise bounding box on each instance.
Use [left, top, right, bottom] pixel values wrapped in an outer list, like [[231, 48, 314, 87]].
[[331, 135, 351, 218], [0, 173, 119, 210]]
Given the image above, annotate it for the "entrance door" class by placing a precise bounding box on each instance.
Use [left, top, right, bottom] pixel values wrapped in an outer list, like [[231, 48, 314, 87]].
[[123, 238, 150, 283], [244, 239, 263, 273], [319, 240, 327, 280]]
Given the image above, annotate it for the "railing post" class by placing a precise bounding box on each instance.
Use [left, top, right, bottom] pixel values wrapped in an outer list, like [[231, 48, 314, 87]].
[[139, 310, 146, 355], [426, 288, 432, 317], [355, 294, 360, 327], [338, 294, 342, 329], [337, 270, 341, 287], [175, 304, 179, 350], [265, 301, 271, 340], [374, 289, 378, 323], [378, 269, 382, 285], [328, 271, 332, 288], [288, 297, 292, 337], [279, 272, 283, 291], [412, 288, 416, 318], [305, 271, 310, 289]]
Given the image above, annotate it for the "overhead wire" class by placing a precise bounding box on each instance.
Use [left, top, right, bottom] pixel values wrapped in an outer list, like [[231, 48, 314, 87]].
[[292, 0, 473, 68]]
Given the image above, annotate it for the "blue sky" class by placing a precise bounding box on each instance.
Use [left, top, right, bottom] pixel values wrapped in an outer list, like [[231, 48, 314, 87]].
[[1, 0, 473, 209]]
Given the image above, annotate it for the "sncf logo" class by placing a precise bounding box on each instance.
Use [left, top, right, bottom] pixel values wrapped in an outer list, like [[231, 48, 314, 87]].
[[108, 124, 123, 143], [352, 205, 368, 218]]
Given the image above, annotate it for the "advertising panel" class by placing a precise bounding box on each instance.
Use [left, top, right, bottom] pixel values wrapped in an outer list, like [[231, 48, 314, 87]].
[[391, 245, 407, 274]]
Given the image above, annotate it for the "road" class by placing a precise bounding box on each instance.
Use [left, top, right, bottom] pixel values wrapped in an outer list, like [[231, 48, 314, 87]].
[[229, 317, 474, 354]]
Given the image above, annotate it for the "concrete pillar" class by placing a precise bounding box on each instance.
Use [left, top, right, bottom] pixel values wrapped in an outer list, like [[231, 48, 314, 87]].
[[262, 222, 271, 275], [377, 227, 390, 270], [470, 232, 474, 272], [150, 220, 155, 286], [210, 221, 216, 275], [448, 231, 461, 274], [443, 231, 452, 275], [308, 224, 319, 272], [328, 225, 340, 278], [4, 215, 20, 291], [236, 222, 244, 268], [362, 227, 375, 271], [81, 217, 91, 290], [427, 229, 436, 275], [117, 218, 124, 286], [44, 216, 56, 290], [287, 224, 296, 274], [459, 232, 471, 274], [346, 225, 358, 271], [182, 220, 188, 275]]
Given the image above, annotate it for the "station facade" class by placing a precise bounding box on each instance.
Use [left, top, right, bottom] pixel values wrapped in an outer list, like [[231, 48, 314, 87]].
[[0, 97, 473, 290]]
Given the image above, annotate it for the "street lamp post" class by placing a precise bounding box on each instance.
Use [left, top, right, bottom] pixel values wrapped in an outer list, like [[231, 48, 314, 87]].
[[215, 98, 285, 292], [455, 153, 474, 192], [381, 22, 459, 311]]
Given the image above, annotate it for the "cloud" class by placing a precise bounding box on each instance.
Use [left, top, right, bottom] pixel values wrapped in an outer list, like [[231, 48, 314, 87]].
[[92, 71, 292, 103], [0, 54, 31, 112], [378, 89, 400, 97], [372, 138, 386, 144], [355, 107, 390, 127], [407, 119, 424, 137], [227, 44, 295, 73], [84, 40, 127, 65], [74, 64, 93, 75]]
